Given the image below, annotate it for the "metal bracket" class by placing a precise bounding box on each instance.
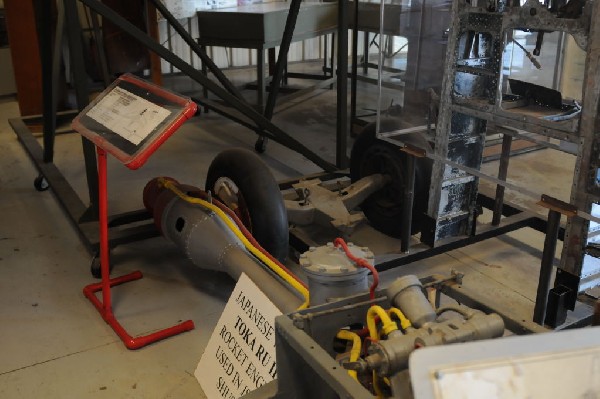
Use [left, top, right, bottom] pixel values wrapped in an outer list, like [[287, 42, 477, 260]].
[[536, 194, 578, 217]]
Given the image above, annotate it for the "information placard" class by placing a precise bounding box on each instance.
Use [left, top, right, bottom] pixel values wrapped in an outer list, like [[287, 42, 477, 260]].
[[72, 73, 197, 169], [195, 273, 282, 399], [86, 86, 171, 146]]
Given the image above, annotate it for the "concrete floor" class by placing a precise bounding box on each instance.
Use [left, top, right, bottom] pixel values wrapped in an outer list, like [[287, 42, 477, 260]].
[[0, 66, 584, 398]]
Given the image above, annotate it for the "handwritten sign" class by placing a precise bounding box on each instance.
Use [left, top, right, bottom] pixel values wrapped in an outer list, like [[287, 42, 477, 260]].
[[195, 273, 282, 398]]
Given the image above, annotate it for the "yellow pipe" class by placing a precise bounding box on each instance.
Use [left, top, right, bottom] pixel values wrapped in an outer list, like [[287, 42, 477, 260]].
[[367, 305, 397, 398], [158, 178, 310, 310], [387, 307, 412, 330], [336, 330, 362, 381], [367, 305, 398, 340]]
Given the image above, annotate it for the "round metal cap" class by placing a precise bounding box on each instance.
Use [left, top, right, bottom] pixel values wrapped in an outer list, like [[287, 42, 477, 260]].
[[300, 242, 374, 278]]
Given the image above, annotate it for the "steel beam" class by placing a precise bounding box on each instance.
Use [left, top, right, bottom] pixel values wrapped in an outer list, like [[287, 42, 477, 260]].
[[492, 134, 513, 225], [533, 209, 562, 325], [64, 0, 99, 220], [263, 0, 302, 120], [336, 0, 349, 169]]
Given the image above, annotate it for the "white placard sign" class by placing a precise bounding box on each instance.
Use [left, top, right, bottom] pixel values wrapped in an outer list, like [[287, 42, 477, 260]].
[[86, 86, 171, 145], [195, 273, 282, 398]]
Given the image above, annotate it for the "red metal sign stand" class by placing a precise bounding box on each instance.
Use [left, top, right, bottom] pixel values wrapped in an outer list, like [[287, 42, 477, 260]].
[[83, 147, 195, 349]]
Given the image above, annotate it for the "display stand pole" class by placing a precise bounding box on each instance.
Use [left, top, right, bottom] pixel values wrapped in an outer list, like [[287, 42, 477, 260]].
[[83, 147, 195, 349]]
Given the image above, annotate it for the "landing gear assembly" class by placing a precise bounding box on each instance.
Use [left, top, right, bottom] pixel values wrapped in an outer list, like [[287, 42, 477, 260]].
[[350, 120, 432, 237], [158, 120, 433, 262]]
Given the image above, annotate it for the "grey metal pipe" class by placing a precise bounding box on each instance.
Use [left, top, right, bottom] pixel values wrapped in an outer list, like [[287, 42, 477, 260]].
[[148, 183, 303, 313], [387, 275, 436, 328]]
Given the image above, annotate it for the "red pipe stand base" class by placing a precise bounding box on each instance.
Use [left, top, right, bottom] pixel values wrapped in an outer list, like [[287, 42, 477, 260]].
[[83, 147, 195, 350], [74, 84, 198, 350], [83, 271, 195, 350]]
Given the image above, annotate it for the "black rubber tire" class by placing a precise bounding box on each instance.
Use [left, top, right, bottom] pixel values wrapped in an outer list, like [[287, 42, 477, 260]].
[[34, 175, 49, 191], [350, 119, 433, 237], [205, 148, 289, 261]]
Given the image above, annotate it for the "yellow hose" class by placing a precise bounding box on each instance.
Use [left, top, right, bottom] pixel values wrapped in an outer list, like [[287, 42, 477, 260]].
[[387, 307, 412, 330], [367, 305, 397, 398], [367, 305, 398, 340], [158, 178, 310, 310], [336, 330, 362, 381]]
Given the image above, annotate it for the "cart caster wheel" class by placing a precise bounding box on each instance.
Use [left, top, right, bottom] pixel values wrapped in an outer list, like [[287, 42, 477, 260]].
[[90, 251, 113, 278], [34, 175, 49, 191], [254, 136, 268, 153], [90, 253, 102, 278], [206, 148, 288, 261]]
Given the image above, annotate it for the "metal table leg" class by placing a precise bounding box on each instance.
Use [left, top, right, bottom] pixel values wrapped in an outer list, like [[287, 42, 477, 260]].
[[257, 47, 265, 113], [401, 154, 416, 253]]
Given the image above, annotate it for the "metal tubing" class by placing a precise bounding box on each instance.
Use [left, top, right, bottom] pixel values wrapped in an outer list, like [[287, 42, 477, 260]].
[[330, 33, 335, 80], [33, 0, 55, 163], [533, 209, 562, 325], [257, 48, 265, 111], [350, 0, 359, 134], [78, 0, 336, 172], [64, 0, 99, 216], [51, 2, 65, 151], [533, 31, 544, 56], [64, 0, 89, 108], [201, 44, 209, 102], [323, 34, 329, 74], [188, 17, 193, 68], [363, 31, 369, 75], [336, 0, 349, 169], [83, 271, 195, 349], [90, 9, 111, 86], [263, 0, 302, 120], [147, 0, 244, 100], [258, 0, 302, 150], [377, 211, 538, 272], [146, 0, 163, 85], [84, 147, 194, 350], [97, 148, 112, 316], [401, 154, 416, 253], [492, 134, 513, 225]]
